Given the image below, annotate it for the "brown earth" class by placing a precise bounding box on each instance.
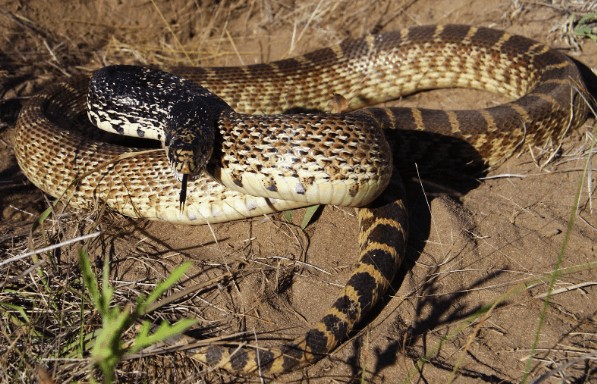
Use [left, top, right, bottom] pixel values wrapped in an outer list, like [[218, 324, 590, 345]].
[[0, 0, 596, 383]]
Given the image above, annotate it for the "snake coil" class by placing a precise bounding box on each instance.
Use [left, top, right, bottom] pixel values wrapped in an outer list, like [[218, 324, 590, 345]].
[[14, 24, 589, 375]]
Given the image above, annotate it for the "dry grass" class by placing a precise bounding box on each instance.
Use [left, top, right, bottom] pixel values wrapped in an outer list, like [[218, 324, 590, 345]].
[[1, 0, 596, 383]]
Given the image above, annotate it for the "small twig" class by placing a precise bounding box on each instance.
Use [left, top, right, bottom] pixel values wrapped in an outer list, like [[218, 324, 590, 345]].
[[479, 173, 527, 180], [0, 232, 100, 267], [533, 281, 597, 298]]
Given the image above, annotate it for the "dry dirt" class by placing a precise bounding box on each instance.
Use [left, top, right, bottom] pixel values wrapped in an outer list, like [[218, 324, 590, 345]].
[[0, 0, 596, 383]]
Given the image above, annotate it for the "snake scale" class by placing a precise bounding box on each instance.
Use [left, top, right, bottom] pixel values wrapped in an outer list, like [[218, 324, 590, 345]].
[[13, 25, 589, 375]]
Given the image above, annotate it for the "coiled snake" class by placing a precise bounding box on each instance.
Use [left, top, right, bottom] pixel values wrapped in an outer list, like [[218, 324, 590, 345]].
[[13, 25, 589, 375]]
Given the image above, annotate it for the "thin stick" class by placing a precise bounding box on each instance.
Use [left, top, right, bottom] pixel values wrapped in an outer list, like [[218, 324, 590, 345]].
[[0, 232, 100, 267]]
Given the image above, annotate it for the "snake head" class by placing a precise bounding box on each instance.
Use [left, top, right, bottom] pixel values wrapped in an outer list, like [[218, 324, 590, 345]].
[[165, 128, 214, 181], [164, 99, 217, 210], [166, 129, 213, 212], [165, 127, 213, 211]]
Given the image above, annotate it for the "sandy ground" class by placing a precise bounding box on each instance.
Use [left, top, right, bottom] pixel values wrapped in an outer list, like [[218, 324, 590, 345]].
[[0, 0, 596, 383]]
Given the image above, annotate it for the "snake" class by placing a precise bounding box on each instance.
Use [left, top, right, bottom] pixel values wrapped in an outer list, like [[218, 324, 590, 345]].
[[13, 25, 589, 375]]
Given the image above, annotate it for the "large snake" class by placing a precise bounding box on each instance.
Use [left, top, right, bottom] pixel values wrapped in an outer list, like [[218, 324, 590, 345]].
[[13, 25, 589, 375]]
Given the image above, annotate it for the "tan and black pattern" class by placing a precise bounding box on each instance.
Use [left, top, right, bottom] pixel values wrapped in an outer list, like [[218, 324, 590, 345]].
[[15, 80, 313, 224], [87, 65, 393, 208], [13, 24, 589, 375]]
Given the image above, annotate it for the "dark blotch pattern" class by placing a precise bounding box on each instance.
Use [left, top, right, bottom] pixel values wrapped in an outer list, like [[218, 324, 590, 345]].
[[454, 110, 488, 134], [205, 346, 223, 365], [303, 326, 333, 355], [441, 24, 472, 43], [407, 25, 438, 43], [502, 34, 536, 56], [471, 26, 506, 48], [422, 109, 453, 134], [230, 348, 249, 371], [346, 271, 378, 313], [304, 47, 337, 63], [331, 294, 360, 323], [392, 107, 421, 131], [258, 349, 276, 371], [360, 249, 397, 283]]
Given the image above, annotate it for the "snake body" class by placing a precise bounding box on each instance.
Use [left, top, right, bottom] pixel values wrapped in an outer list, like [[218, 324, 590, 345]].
[[86, 65, 393, 208], [13, 25, 588, 375]]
